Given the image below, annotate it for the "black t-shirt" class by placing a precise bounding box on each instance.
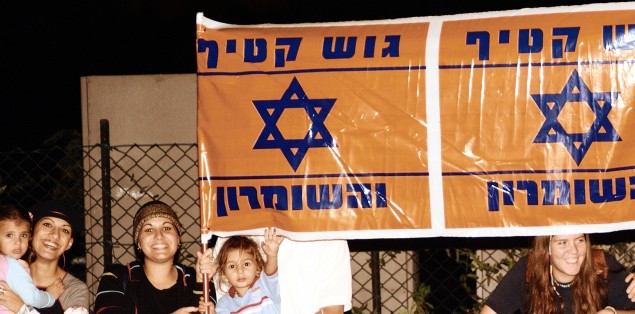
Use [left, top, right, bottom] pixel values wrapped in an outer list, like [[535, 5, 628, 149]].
[[484, 252, 635, 314], [94, 261, 215, 314]]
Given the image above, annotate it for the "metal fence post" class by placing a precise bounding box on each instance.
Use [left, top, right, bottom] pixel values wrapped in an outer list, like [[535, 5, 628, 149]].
[[371, 251, 381, 312], [100, 119, 113, 267]]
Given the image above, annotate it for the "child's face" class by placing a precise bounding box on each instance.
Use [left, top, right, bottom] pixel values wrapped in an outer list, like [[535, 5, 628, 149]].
[[0, 219, 31, 259], [221, 249, 260, 297]]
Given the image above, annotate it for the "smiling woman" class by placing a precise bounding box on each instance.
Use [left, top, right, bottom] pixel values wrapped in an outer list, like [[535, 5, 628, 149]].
[[26, 200, 89, 314], [480, 233, 635, 314], [94, 200, 216, 314]]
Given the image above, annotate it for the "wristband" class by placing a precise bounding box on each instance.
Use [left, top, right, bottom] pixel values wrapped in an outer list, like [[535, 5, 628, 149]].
[[605, 306, 617, 314]]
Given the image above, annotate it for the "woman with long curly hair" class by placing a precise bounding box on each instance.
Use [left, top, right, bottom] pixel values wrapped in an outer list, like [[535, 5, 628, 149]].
[[481, 234, 635, 314]]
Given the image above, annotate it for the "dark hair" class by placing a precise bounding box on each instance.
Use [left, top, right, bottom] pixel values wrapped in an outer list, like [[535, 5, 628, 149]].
[[29, 200, 82, 239], [0, 204, 33, 259], [0, 204, 32, 228]]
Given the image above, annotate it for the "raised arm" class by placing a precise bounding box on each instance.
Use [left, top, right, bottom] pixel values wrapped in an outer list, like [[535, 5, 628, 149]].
[[261, 227, 284, 275]]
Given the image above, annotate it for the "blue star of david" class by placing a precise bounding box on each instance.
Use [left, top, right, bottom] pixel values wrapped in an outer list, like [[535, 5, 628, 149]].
[[253, 77, 337, 171], [532, 69, 621, 165]]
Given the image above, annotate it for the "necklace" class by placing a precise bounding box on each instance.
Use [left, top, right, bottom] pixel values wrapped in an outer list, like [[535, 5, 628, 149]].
[[553, 279, 574, 288]]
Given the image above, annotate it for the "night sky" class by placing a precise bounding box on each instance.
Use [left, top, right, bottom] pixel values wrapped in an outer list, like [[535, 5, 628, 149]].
[[1, 0, 617, 150]]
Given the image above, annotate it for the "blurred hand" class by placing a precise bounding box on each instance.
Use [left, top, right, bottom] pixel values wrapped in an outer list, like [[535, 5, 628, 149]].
[[198, 296, 216, 314], [196, 247, 218, 282], [0, 280, 26, 313], [626, 272, 635, 301], [171, 306, 199, 313], [46, 277, 65, 299]]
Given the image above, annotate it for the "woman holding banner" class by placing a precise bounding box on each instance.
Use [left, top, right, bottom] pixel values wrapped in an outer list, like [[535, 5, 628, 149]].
[[480, 233, 635, 314], [94, 200, 216, 314]]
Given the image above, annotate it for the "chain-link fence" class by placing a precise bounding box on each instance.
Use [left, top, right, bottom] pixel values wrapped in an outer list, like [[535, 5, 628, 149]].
[[2, 138, 635, 313]]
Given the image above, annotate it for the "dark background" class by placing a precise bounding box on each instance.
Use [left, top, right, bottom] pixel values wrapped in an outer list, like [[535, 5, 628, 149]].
[[3, 3, 633, 307], [1, 0, 618, 151]]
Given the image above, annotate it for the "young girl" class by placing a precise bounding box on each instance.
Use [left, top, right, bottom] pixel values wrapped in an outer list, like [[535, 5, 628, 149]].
[[0, 204, 64, 313], [211, 227, 284, 314]]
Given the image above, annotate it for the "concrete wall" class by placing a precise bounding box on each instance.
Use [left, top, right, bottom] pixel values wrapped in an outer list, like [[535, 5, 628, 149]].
[[81, 74, 197, 146]]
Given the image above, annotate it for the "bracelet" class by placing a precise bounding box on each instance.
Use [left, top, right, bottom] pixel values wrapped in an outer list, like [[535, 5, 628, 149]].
[[605, 306, 617, 314]]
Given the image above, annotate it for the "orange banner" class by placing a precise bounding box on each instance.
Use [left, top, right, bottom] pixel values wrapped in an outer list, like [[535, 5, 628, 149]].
[[196, 3, 635, 240]]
